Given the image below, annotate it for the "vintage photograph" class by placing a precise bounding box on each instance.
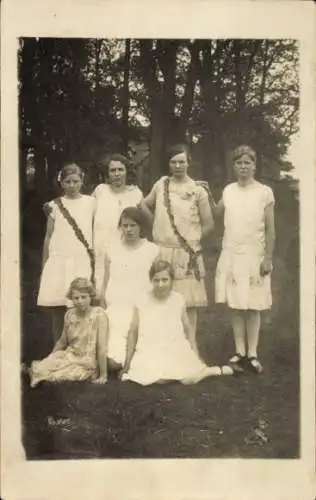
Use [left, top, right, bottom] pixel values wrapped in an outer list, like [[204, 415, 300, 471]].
[[19, 37, 300, 460]]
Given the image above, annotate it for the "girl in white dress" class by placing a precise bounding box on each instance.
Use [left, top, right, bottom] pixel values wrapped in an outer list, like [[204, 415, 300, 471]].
[[215, 145, 275, 374], [93, 154, 143, 295], [100, 206, 160, 371], [121, 260, 233, 386], [37, 164, 96, 341]]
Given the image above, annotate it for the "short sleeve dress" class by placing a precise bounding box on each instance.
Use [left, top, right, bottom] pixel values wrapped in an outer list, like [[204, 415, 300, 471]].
[[122, 291, 217, 385], [29, 307, 108, 386], [151, 176, 209, 308], [37, 195, 95, 307], [104, 239, 160, 364], [215, 181, 275, 310]]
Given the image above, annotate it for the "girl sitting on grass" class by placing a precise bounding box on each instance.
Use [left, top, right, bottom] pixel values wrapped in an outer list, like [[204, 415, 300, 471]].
[[121, 260, 233, 386], [26, 278, 108, 388]]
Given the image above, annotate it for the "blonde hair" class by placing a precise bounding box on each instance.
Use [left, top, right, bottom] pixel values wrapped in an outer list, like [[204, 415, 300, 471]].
[[66, 277, 96, 300], [232, 145, 257, 164]]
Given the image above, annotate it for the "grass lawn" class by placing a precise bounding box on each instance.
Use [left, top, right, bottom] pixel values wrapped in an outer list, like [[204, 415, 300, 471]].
[[21, 184, 300, 459]]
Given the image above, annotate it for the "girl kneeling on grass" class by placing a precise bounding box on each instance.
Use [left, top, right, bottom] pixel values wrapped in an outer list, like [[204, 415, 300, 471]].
[[27, 278, 108, 388], [121, 260, 233, 386], [215, 145, 275, 374]]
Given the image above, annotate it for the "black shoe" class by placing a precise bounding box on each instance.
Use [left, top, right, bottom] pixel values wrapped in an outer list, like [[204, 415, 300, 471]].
[[246, 357, 264, 374], [228, 353, 247, 374]]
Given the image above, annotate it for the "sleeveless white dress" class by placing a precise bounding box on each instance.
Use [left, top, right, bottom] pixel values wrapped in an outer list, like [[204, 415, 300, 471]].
[[104, 239, 160, 364], [37, 195, 95, 307], [122, 291, 218, 385]]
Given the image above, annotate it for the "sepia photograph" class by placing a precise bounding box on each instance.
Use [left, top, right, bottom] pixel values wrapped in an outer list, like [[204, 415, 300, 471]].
[[20, 36, 301, 460], [1, 1, 315, 500]]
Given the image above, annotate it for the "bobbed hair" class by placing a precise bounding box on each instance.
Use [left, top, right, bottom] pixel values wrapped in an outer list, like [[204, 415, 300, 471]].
[[232, 145, 257, 164], [166, 143, 192, 167], [149, 259, 175, 281], [59, 163, 84, 181], [118, 206, 147, 238], [66, 277, 96, 300], [98, 153, 136, 185]]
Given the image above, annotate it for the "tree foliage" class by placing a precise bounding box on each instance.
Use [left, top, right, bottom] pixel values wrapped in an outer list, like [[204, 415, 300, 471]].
[[19, 37, 299, 195]]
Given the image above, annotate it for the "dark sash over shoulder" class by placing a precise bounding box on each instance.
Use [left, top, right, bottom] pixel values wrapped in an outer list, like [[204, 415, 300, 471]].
[[163, 177, 202, 281], [54, 197, 95, 285]]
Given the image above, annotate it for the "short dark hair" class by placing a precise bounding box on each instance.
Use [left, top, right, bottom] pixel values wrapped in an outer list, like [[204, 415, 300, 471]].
[[98, 153, 136, 185], [149, 259, 175, 281], [66, 277, 96, 300], [166, 143, 192, 166], [118, 206, 147, 238]]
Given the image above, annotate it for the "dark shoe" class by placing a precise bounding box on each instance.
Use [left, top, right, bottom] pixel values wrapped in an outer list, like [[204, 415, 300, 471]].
[[228, 353, 247, 374], [247, 357, 264, 374]]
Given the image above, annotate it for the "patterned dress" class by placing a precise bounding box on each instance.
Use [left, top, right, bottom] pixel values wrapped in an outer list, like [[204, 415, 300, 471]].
[[215, 181, 274, 310], [29, 307, 108, 386], [37, 195, 95, 307], [92, 183, 143, 293], [151, 176, 208, 307]]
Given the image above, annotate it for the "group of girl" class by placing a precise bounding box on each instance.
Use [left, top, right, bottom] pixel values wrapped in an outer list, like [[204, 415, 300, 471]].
[[25, 143, 275, 387]]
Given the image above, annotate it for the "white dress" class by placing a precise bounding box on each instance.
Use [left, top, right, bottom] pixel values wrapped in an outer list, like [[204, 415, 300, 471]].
[[92, 183, 143, 293], [122, 291, 218, 385], [37, 195, 95, 307], [215, 181, 274, 310], [104, 239, 160, 364]]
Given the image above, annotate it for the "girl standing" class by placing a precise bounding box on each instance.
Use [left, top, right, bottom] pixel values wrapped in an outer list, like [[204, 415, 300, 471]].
[[121, 260, 233, 386], [92, 154, 143, 295], [215, 145, 275, 374], [141, 144, 214, 353], [100, 206, 160, 370], [37, 164, 96, 341], [29, 278, 108, 387]]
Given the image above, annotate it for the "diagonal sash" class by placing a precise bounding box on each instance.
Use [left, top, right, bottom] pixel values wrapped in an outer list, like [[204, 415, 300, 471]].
[[163, 178, 202, 281], [54, 197, 95, 285]]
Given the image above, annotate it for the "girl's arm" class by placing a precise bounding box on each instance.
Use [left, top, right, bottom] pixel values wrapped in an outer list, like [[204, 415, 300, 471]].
[[42, 215, 54, 269], [198, 190, 215, 240], [93, 310, 109, 384], [213, 198, 225, 218], [139, 182, 158, 226], [121, 307, 139, 374], [99, 253, 110, 308], [261, 202, 275, 274]]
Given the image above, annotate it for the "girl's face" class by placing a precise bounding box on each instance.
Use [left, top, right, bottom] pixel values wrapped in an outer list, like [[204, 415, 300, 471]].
[[152, 269, 173, 299], [61, 173, 83, 197], [120, 216, 141, 243], [233, 154, 256, 181], [169, 152, 189, 178], [108, 161, 127, 187], [71, 289, 91, 312]]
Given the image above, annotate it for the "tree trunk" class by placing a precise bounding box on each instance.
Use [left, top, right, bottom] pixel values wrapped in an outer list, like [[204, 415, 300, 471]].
[[122, 39, 131, 155]]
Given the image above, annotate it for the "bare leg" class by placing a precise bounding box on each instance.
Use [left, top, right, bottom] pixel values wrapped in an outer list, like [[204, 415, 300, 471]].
[[246, 310, 261, 358], [186, 307, 198, 353], [230, 309, 246, 356]]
